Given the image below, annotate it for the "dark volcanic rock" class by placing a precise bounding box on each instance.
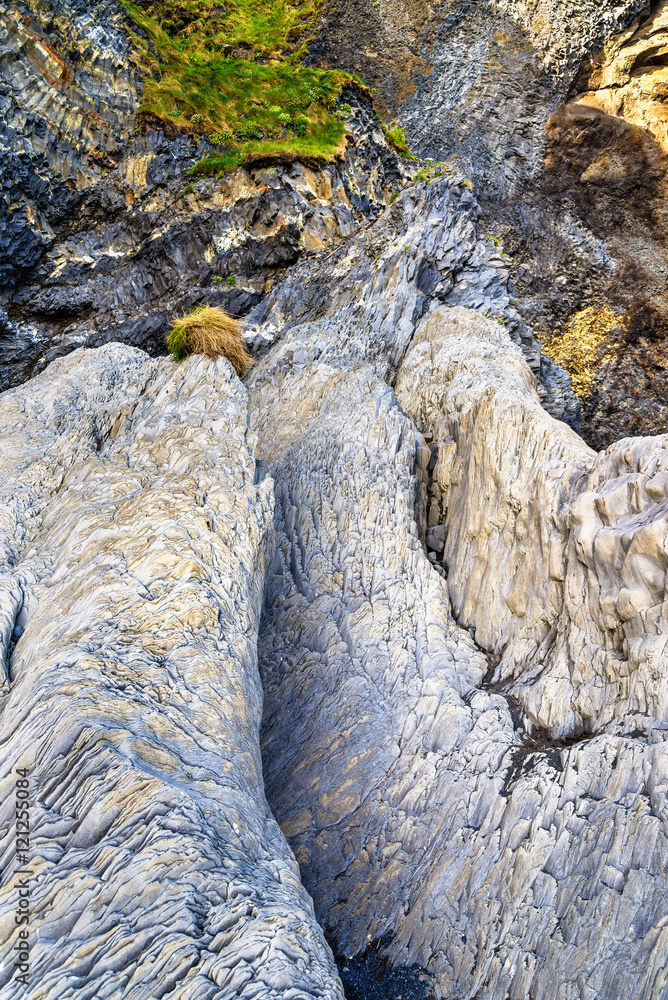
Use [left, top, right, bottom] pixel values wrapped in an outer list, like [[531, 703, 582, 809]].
[[0, 0, 141, 285], [0, 17, 409, 391], [310, 0, 668, 447]]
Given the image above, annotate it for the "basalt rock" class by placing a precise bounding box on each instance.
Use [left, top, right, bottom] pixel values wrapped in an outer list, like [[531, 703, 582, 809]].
[[243, 174, 581, 429], [247, 297, 668, 1000], [0, 0, 407, 391], [310, 0, 668, 449], [0, 344, 345, 1000], [1, 2, 668, 999], [0, 0, 141, 284]]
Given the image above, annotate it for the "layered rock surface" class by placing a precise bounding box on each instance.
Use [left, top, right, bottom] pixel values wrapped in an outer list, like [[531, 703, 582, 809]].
[[245, 216, 668, 999], [396, 306, 668, 738], [0, 0, 406, 391], [1, 2, 668, 999], [0, 345, 344, 1000], [310, 0, 668, 449]]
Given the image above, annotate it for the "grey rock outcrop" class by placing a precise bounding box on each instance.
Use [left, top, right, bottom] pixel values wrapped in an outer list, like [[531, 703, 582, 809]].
[[0, 0, 140, 283], [396, 306, 668, 738], [310, 0, 649, 197], [245, 297, 668, 999], [310, 0, 668, 449], [0, 345, 344, 1000], [1, 2, 667, 997], [245, 173, 580, 429]]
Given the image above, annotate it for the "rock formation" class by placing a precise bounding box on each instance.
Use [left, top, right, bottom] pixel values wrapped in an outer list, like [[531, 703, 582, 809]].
[[0, 346, 343, 999], [244, 194, 668, 999], [310, 0, 668, 449], [1, 1, 668, 999]]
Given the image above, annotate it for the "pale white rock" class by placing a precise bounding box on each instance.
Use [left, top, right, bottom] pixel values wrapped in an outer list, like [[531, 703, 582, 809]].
[[0, 344, 344, 1000], [247, 304, 668, 999], [395, 306, 668, 738]]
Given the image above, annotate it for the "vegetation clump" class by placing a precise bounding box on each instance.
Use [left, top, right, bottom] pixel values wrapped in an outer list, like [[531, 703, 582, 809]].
[[541, 307, 622, 400], [382, 121, 414, 159], [121, 1, 415, 174], [166, 305, 254, 375], [121, 0, 354, 175]]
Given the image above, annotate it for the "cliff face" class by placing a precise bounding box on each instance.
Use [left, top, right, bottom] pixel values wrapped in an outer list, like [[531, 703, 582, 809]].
[[0, 0, 405, 391], [310, 0, 668, 449], [1, 3, 668, 1000], [244, 184, 668, 998]]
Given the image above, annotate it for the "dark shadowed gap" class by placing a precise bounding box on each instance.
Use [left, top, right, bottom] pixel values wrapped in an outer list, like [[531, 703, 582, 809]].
[[331, 937, 436, 1000]]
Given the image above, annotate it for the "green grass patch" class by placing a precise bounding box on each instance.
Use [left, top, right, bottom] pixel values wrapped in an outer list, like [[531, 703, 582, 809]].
[[120, 0, 355, 173], [382, 121, 415, 159]]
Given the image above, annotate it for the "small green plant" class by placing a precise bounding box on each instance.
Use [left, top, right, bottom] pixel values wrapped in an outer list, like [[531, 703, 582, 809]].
[[486, 234, 500, 246], [210, 130, 233, 146], [462, 178, 474, 190], [211, 275, 223, 281], [388, 191, 400, 204], [293, 114, 309, 136], [227, 275, 236, 286], [337, 102, 353, 117], [191, 113, 204, 125], [181, 183, 194, 196], [166, 305, 253, 375], [278, 112, 292, 125], [268, 105, 282, 113], [169, 109, 180, 117], [236, 120, 263, 140], [383, 120, 414, 158]]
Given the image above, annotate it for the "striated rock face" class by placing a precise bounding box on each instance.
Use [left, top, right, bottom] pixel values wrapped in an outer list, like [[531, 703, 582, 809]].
[[310, 0, 649, 197], [395, 306, 668, 738], [0, 0, 141, 282], [1, 2, 668, 999], [539, 1, 668, 448], [0, 0, 405, 391], [0, 345, 344, 1000], [311, 0, 668, 449], [243, 173, 580, 430], [247, 297, 668, 999]]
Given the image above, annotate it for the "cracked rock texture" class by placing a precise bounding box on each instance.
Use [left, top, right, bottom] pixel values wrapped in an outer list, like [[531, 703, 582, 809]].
[[0, 0, 405, 391], [0, 345, 344, 1000], [2, 1, 668, 999], [247, 303, 668, 1000], [395, 306, 668, 738], [310, 0, 668, 448]]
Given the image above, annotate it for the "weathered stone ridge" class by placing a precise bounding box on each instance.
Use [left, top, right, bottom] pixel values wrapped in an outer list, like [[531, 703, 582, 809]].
[[0, 0, 667, 997], [310, 0, 668, 449], [0, 25, 408, 389], [247, 312, 668, 1000], [396, 307, 668, 738], [0, 345, 344, 1000]]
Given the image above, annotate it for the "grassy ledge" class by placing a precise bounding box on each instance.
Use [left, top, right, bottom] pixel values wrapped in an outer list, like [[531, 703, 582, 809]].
[[119, 0, 362, 175]]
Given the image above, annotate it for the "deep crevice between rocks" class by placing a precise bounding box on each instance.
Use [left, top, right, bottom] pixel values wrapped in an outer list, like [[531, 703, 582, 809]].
[[330, 936, 435, 1000]]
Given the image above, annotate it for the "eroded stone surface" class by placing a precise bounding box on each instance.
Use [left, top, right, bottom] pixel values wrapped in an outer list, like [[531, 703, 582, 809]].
[[396, 306, 668, 738], [0, 2, 406, 392], [0, 345, 344, 1000], [247, 331, 668, 1000]]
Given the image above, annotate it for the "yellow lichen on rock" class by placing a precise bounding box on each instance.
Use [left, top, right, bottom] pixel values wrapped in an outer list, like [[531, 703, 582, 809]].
[[541, 306, 622, 400]]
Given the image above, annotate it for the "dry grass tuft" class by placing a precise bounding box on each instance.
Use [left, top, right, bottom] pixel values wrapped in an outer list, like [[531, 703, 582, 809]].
[[166, 306, 254, 376]]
